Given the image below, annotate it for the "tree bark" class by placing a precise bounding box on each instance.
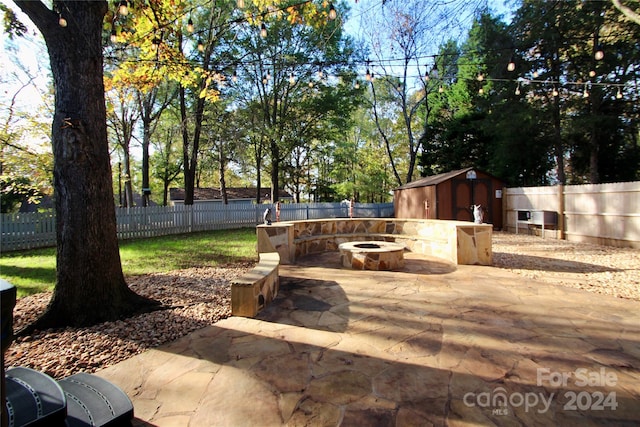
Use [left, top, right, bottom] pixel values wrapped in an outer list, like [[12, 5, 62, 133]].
[[14, 1, 158, 329]]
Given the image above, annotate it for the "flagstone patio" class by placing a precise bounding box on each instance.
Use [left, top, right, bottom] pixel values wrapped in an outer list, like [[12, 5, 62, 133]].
[[97, 251, 640, 426]]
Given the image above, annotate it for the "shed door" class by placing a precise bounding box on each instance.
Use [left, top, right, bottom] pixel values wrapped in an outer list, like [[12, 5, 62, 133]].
[[452, 178, 493, 223]]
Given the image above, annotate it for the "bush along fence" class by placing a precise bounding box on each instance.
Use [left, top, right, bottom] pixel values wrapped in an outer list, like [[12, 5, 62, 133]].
[[0, 202, 395, 252]]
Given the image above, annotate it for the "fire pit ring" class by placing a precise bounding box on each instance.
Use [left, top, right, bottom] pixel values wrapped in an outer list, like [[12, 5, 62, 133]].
[[338, 241, 405, 271]]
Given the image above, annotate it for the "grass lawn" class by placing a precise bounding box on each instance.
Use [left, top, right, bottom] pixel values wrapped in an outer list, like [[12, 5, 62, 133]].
[[0, 228, 258, 298]]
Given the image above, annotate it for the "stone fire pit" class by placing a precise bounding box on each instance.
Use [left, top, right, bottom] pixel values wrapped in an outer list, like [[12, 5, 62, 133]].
[[339, 241, 405, 271]]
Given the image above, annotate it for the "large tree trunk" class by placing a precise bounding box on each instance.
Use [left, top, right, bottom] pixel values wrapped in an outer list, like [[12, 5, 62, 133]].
[[15, 1, 157, 329]]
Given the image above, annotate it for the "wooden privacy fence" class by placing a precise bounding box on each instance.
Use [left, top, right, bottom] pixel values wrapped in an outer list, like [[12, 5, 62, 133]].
[[0, 202, 394, 252], [504, 181, 640, 248]]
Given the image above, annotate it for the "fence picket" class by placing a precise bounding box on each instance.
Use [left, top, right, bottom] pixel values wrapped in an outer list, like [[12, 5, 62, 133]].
[[1, 202, 394, 252]]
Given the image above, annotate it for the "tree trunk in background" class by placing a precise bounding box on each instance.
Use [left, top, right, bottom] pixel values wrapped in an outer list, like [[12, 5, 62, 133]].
[[14, 1, 157, 329]]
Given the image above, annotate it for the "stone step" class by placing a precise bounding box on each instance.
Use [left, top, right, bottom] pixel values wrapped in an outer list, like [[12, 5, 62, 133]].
[[58, 373, 133, 427], [5, 366, 67, 427]]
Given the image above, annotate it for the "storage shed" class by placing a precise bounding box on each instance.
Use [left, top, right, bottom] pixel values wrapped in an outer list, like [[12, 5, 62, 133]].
[[393, 167, 505, 229]]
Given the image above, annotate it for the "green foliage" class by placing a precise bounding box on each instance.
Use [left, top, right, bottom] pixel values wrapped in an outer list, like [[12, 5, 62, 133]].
[[0, 175, 42, 213]]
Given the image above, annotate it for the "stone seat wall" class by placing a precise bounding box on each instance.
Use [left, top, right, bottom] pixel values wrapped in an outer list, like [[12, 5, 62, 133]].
[[257, 218, 493, 266], [231, 251, 280, 317]]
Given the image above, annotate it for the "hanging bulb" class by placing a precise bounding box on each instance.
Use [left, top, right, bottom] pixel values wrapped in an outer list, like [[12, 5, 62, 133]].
[[317, 70, 323, 79], [187, 18, 194, 33], [583, 85, 589, 98], [110, 28, 117, 43], [232, 71, 238, 83], [431, 64, 438, 79], [589, 70, 596, 78], [328, 3, 337, 20], [438, 85, 444, 93], [237, 0, 245, 9], [370, 72, 375, 82], [58, 14, 67, 27], [515, 82, 521, 95], [507, 58, 516, 72], [478, 87, 484, 95], [616, 88, 622, 99], [552, 86, 559, 97], [594, 45, 604, 61], [308, 81, 314, 88], [477, 73, 484, 82], [266, 71, 271, 81], [152, 36, 161, 49], [118, 0, 129, 16], [289, 73, 295, 85], [533, 71, 539, 78], [365, 68, 371, 82], [260, 23, 267, 38], [354, 81, 360, 89], [197, 39, 204, 52]]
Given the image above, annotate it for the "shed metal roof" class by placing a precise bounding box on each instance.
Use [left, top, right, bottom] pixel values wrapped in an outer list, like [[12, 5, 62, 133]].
[[394, 167, 476, 190]]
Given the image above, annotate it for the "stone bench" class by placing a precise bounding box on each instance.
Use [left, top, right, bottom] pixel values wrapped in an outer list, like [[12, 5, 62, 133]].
[[231, 252, 280, 317], [257, 218, 492, 266]]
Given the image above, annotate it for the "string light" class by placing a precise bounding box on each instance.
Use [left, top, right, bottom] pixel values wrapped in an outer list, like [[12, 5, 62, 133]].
[[431, 64, 438, 79], [616, 88, 622, 99], [328, 3, 337, 20], [58, 14, 67, 27], [507, 58, 516, 72], [583, 84, 589, 98], [289, 73, 296, 85], [118, 1, 129, 16], [237, 0, 245, 9], [365, 68, 371, 82], [439, 85, 444, 93], [552, 86, 559, 97], [515, 82, 521, 95], [110, 28, 117, 43], [232, 70, 238, 83], [197, 39, 204, 52], [477, 73, 484, 82], [187, 18, 194, 33], [260, 23, 267, 38], [594, 45, 604, 61]]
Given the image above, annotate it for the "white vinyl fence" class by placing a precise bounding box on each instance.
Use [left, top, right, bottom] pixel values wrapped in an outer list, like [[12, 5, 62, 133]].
[[1, 202, 394, 252], [504, 181, 640, 247]]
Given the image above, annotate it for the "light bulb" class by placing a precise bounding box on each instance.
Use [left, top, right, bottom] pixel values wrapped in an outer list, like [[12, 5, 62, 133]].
[[262, 75, 268, 84], [616, 89, 622, 99], [589, 70, 596, 78], [309, 81, 314, 88], [118, 1, 128, 16], [594, 46, 604, 61], [552, 87, 559, 97], [365, 68, 371, 82], [583, 86, 589, 98], [260, 23, 267, 38], [507, 60, 516, 72], [533, 71, 539, 78], [354, 82, 360, 89], [289, 74, 295, 85], [197, 40, 204, 52], [477, 73, 484, 82], [58, 15, 67, 27], [328, 3, 337, 20], [478, 87, 484, 94], [515, 83, 521, 95], [438, 85, 444, 93], [232, 72, 238, 83], [237, 0, 245, 8], [431, 65, 438, 79], [187, 18, 194, 33], [110, 29, 117, 43]]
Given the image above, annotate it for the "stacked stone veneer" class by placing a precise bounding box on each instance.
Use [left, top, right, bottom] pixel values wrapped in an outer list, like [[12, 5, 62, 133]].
[[231, 252, 279, 317], [257, 218, 492, 266]]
